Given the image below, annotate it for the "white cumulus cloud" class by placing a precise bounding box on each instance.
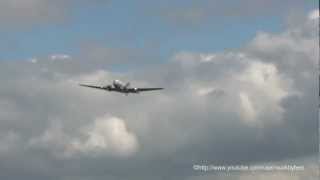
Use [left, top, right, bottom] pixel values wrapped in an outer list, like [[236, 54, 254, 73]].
[[50, 54, 72, 61], [69, 115, 139, 157], [29, 115, 139, 158], [308, 9, 319, 20]]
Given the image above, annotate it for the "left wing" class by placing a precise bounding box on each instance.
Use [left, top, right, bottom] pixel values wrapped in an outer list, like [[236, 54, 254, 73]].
[[79, 84, 105, 90]]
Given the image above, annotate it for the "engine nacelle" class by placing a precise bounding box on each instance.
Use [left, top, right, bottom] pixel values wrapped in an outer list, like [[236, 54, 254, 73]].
[[104, 85, 112, 90], [113, 80, 123, 88]]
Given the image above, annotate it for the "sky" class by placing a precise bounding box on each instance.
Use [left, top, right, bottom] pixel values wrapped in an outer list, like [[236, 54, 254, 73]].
[[0, 1, 319, 180], [0, 0, 316, 60]]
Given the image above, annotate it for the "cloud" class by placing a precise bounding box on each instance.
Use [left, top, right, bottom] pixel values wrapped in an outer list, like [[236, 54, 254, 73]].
[[26, 58, 39, 64], [187, 157, 319, 180], [0, 9, 317, 180], [308, 9, 319, 20], [29, 115, 138, 158], [196, 87, 217, 96], [239, 92, 257, 122], [0, 131, 20, 154], [50, 54, 72, 61], [69, 115, 139, 157]]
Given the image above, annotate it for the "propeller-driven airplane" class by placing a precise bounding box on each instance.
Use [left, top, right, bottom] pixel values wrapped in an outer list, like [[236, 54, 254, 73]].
[[79, 80, 163, 95]]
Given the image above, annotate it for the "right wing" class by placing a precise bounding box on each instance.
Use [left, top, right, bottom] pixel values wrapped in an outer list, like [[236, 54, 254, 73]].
[[136, 88, 164, 92]]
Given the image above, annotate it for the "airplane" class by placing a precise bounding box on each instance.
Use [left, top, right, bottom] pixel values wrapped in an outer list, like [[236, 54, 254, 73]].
[[79, 80, 163, 95]]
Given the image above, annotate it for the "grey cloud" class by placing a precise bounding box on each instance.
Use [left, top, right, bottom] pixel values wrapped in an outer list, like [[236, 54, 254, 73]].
[[187, 156, 319, 180]]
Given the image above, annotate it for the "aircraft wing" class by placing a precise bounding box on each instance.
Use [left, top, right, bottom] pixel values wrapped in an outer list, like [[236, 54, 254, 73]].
[[79, 84, 105, 90], [136, 88, 164, 92]]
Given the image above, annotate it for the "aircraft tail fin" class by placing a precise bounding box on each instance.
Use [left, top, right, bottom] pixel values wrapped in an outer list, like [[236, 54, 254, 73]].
[[125, 82, 130, 88]]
